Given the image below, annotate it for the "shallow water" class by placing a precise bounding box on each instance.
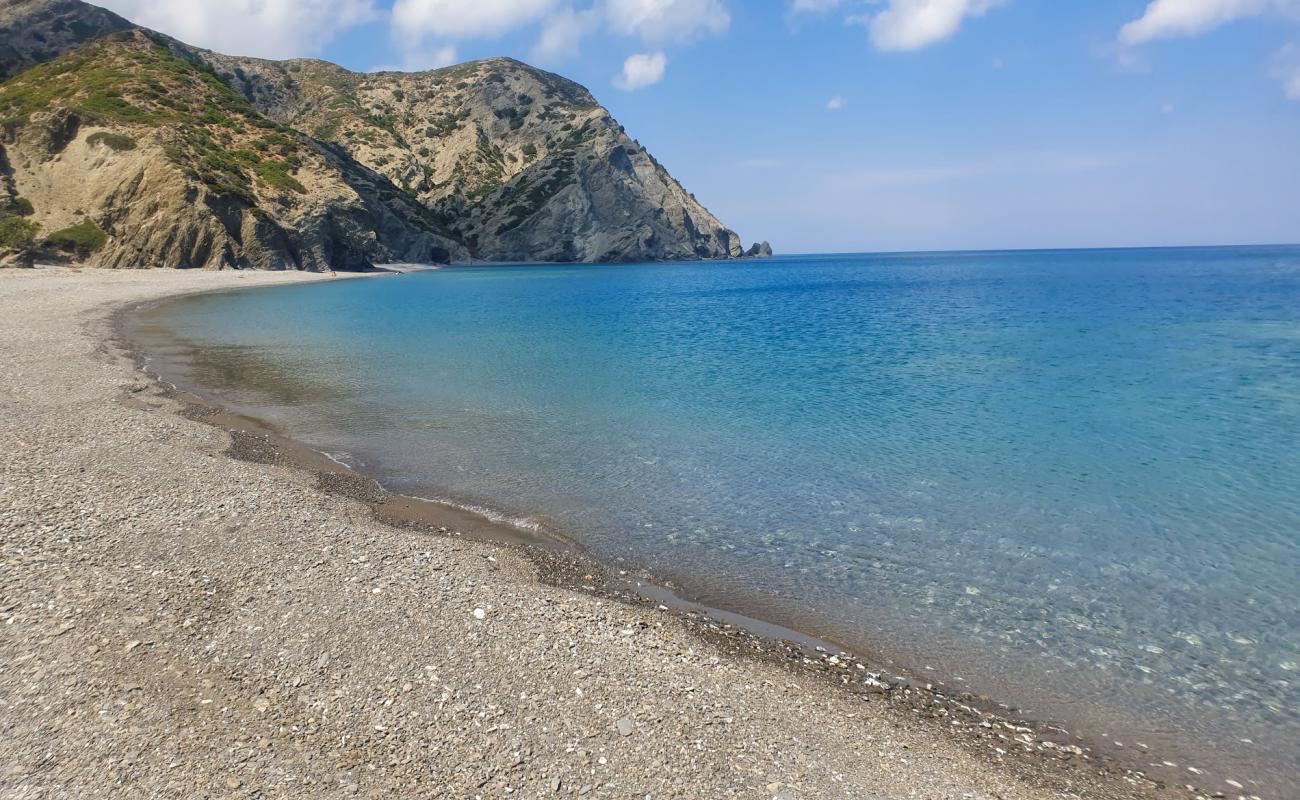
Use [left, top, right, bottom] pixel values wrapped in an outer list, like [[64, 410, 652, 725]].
[[132, 248, 1300, 794]]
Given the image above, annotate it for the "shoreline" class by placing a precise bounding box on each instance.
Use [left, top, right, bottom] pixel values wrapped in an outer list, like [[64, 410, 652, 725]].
[[122, 359, 1169, 792], [117, 271, 1245, 797], [1, 265, 1229, 798]]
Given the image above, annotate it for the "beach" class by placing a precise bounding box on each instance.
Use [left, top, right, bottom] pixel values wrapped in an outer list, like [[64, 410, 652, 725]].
[[0, 265, 1210, 799]]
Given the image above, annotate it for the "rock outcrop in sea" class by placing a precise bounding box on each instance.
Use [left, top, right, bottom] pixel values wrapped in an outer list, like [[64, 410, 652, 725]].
[[0, 0, 771, 269]]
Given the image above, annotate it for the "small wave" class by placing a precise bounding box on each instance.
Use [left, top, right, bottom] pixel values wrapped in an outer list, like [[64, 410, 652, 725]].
[[376, 262, 446, 273], [411, 494, 545, 535], [320, 450, 358, 469]]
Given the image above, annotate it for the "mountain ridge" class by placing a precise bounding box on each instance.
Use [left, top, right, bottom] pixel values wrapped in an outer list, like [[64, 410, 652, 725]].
[[0, 0, 771, 269]]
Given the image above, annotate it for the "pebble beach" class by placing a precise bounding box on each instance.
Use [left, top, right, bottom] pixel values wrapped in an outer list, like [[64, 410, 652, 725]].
[[0, 266, 1221, 799]]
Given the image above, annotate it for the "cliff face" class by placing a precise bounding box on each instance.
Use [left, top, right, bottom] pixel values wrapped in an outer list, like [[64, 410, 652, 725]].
[[0, 0, 132, 80], [204, 55, 745, 262], [0, 0, 766, 269], [0, 30, 465, 269]]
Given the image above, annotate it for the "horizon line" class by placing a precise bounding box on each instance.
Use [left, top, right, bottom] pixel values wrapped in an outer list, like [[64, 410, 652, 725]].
[[769, 242, 1300, 259]]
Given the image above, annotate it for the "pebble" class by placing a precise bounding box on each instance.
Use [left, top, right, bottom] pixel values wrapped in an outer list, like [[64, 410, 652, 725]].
[[0, 268, 1200, 800]]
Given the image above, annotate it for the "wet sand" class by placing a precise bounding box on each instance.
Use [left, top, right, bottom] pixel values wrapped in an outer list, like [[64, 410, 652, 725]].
[[0, 265, 1226, 798]]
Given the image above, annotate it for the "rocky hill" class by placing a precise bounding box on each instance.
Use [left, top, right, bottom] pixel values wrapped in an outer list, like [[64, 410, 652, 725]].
[[0, 0, 767, 269], [0, 29, 463, 269], [0, 0, 131, 80]]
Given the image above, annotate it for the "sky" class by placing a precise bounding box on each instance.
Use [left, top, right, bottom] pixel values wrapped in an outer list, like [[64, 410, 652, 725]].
[[92, 0, 1300, 253]]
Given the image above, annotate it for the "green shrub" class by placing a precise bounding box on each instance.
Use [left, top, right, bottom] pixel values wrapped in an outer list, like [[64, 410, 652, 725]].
[[86, 131, 137, 151], [199, 104, 232, 126], [45, 218, 107, 253], [13, 197, 35, 215], [0, 216, 40, 249], [79, 90, 152, 124], [425, 115, 459, 137], [255, 160, 306, 194]]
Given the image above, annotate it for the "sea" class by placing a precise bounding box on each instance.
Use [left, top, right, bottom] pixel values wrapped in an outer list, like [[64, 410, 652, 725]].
[[127, 247, 1300, 795]]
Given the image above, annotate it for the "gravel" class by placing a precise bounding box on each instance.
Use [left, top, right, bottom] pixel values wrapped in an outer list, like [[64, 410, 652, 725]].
[[0, 266, 1184, 798]]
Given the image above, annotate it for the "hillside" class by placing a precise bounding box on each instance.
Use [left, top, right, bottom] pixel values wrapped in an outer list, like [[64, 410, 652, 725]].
[[0, 0, 132, 80], [205, 54, 757, 262], [0, 29, 463, 269], [0, 0, 768, 268]]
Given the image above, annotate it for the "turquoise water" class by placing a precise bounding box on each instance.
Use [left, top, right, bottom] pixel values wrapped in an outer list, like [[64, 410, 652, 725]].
[[135, 248, 1300, 793]]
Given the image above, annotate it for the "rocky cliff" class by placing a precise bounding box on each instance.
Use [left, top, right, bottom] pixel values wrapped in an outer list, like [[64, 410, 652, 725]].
[[0, 0, 131, 80], [0, 0, 768, 269], [0, 28, 464, 269], [203, 54, 748, 262]]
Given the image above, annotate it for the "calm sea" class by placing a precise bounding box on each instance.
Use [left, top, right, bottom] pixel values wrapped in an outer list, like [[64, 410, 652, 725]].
[[131, 247, 1300, 794]]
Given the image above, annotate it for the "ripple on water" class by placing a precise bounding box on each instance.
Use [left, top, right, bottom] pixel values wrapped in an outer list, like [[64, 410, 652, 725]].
[[131, 247, 1300, 795]]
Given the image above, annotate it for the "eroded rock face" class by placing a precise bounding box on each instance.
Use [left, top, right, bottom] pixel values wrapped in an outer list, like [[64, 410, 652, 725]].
[[0, 0, 764, 268], [206, 55, 748, 263], [0, 0, 132, 80], [0, 248, 36, 268], [462, 119, 741, 263], [0, 34, 466, 270]]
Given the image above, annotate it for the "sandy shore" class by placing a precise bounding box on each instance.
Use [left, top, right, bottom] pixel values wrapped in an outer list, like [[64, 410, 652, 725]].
[[0, 266, 1187, 798]]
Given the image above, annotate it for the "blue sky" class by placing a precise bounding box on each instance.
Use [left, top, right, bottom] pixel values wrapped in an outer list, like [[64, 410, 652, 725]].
[[95, 1, 1300, 253]]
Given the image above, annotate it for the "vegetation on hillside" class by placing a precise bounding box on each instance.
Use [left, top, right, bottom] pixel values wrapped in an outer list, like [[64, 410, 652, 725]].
[[86, 130, 136, 150], [225, 56, 600, 213], [0, 10, 746, 265], [0, 31, 311, 202], [0, 216, 40, 250], [44, 217, 106, 254]]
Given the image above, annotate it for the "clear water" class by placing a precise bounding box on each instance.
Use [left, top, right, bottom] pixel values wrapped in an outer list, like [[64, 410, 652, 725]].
[[134, 248, 1300, 793]]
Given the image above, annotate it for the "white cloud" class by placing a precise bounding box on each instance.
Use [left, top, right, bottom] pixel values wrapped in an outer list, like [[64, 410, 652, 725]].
[[1273, 42, 1300, 99], [532, 6, 600, 60], [1091, 38, 1152, 73], [790, 0, 1007, 50], [826, 95, 846, 109], [788, 0, 844, 13], [857, 0, 1008, 51], [97, 0, 377, 59], [425, 45, 462, 69], [390, 0, 728, 69], [613, 50, 667, 89], [1119, 0, 1300, 45], [1281, 68, 1300, 99], [605, 0, 730, 43], [372, 45, 459, 72], [391, 0, 559, 43]]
